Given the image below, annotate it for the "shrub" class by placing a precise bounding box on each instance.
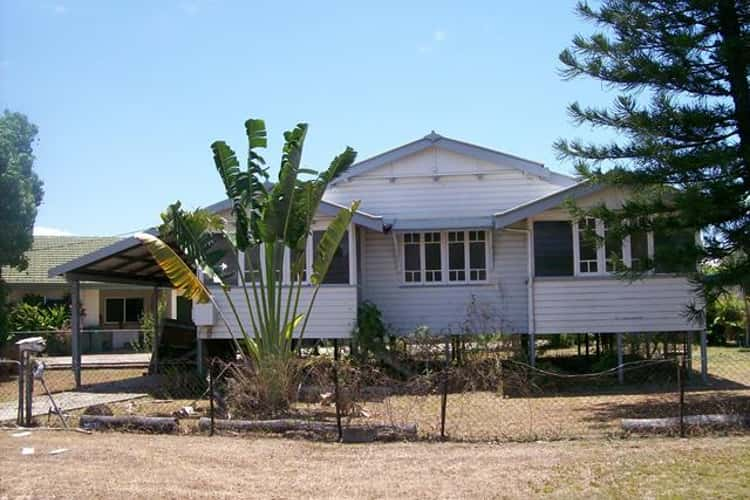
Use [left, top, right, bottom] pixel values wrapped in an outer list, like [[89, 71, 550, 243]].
[[8, 301, 70, 332], [706, 293, 746, 346], [351, 301, 389, 363]]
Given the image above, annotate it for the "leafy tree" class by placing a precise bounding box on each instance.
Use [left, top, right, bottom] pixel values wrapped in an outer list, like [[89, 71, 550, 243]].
[[0, 110, 44, 270], [137, 118, 358, 410], [556, 1, 750, 313], [0, 110, 43, 346]]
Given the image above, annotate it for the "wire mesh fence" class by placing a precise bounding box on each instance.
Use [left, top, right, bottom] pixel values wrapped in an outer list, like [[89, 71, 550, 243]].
[[2, 332, 750, 441]]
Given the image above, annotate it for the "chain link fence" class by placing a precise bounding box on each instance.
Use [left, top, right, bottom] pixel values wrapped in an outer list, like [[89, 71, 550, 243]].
[[2, 332, 750, 441]]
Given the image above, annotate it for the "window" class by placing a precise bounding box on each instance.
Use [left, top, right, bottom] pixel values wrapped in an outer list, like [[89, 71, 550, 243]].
[[533, 221, 574, 276], [403, 230, 488, 284], [176, 296, 193, 323], [424, 232, 442, 282], [629, 230, 649, 271], [404, 233, 421, 283], [654, 228, 696, 273], [243, 245, 261, 282], [469, 231, 487, 281], [289, 245, 307, 283], [569, 217, 659, 276], [313, 230, 349, 284], [204, 234, 238, 286], [105, 297, 144, 323], [105, 298, 124, 323], [603, 222, 623, 272], [448, 231, 466, 281], [577, 218, 599, 273]]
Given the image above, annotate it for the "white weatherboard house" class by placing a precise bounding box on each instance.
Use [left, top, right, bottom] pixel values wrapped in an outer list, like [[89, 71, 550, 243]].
[[50, 133, 705, 378]]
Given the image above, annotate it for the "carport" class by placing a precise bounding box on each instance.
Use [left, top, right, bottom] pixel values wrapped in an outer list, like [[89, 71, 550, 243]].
[[48, 232, 174, 388]]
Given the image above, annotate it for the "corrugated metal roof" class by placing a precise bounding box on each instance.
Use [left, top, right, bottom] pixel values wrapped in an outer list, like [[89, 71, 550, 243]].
[[1, 236, 120, 285]]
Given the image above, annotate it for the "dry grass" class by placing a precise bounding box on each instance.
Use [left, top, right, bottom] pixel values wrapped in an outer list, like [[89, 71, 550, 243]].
[[1, 431, 749, 499], [0, 368, 147, 403]]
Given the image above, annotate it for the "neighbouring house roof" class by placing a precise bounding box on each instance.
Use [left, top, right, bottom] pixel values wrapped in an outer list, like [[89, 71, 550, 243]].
[[2, 236, 120, 286], [329, 132, 578, 187], [493, 181, 606, 229]]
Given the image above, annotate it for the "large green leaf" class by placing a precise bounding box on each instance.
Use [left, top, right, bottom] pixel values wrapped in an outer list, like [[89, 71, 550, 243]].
[[262, 124, 308, 242], [135, 233, 211, 303], [158, 204, 226, 284], [310, 200, 360, 285]]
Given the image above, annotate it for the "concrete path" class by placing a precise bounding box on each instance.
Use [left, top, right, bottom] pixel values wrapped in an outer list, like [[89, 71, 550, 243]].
[[42, 353, 151, 369], [0, 391, 147, 423]]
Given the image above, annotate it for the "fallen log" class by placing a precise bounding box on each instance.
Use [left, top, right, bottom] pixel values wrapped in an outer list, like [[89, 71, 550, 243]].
[[622, 414, 750, 431], [198, 417, 417, 441], [79, 415, 178, 433]]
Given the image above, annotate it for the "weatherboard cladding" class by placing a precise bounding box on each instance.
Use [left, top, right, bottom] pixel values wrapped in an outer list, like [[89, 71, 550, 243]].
[[360, 227, 529, 335]]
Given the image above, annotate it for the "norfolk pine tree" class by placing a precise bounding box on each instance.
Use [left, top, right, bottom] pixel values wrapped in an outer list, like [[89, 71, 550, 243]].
[[556, 0, 750, 316]]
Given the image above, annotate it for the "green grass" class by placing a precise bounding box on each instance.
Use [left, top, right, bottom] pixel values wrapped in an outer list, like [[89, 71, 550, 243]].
[[539, 438, 750, 499]]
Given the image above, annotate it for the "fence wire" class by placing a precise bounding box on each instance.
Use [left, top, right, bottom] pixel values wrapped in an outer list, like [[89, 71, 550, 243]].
[[1, 332, 750, 441]]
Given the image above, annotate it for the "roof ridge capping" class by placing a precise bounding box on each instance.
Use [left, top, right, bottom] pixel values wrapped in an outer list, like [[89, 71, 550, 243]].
[[331, 133, 577, 186]]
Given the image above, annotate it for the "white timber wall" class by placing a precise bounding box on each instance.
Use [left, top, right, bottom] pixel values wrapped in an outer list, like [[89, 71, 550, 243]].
[[533, 277, 703, 333], [530, 187, 704, 334], [197, 285, 357, 340], [359, 226, 529, 335], [325, 147, 562, 219]]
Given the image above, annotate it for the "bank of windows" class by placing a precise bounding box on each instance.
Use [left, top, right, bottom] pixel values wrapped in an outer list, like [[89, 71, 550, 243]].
[[574, 218, 652, 276], [224, 231, 349, 286], [403, 230, 488, 285]]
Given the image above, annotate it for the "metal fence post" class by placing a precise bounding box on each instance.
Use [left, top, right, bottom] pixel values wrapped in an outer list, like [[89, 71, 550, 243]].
[[678, 355, 685, 438], [208, 358, 215, 436], [17, 353, 25, 426], [24, 352, 33, 427], [440, 337, 450, 440], [333, 339, 343, 442]]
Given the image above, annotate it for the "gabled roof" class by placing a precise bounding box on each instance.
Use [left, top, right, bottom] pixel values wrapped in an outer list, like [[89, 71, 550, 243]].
[[493, 181, 606, 228], [3, 236, 120, 285], [330, 132, 577, 187]]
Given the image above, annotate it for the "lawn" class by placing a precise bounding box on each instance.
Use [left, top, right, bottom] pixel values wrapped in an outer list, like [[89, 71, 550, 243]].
[[1, 431, 749, 498]]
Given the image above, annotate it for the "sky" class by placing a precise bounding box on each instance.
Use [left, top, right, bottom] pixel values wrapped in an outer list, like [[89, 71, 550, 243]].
[[1, 0, 615, 236]]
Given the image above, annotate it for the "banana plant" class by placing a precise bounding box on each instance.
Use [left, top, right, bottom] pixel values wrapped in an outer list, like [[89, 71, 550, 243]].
[[136, 118, 359, 367]]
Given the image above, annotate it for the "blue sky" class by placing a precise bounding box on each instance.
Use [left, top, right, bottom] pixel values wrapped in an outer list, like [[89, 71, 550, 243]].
[[1, 1, 613, 236]]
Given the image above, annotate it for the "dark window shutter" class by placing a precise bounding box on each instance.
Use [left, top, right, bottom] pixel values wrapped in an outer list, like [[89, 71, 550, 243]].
[[654, 228, 696, 273], [313, 230, 349, 284], [534, 221, 574, 277]]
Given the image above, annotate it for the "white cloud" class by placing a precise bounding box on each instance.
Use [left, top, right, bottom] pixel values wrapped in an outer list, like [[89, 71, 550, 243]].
[[34, 226, 74, 236], [417, 45, 432, 54], [54, 4, 66, 14], [433, 30, 446, 42]]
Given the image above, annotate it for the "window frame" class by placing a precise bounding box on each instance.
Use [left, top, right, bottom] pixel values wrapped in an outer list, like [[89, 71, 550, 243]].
[[104, 297, 145, 324], [401, 229, 490, 286], [572, 218, 655, 276]]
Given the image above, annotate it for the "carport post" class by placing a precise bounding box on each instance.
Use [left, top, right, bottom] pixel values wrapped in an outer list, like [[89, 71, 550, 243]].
[[149, 287, 161, 374], [616, 333, 623, 384], [70, 278, 82, 388]]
